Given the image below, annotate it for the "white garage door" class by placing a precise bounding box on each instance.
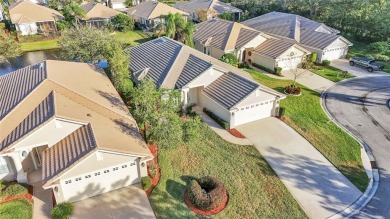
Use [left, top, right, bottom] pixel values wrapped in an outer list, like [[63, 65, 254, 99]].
[[277, 56, 302, 70], [61, 161, 140, 202], [234, 101, 274, 127], [323, 47, 347, 61]]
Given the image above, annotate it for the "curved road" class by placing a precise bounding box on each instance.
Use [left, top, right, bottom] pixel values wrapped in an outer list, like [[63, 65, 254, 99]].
[[324, 75, 390, 219]]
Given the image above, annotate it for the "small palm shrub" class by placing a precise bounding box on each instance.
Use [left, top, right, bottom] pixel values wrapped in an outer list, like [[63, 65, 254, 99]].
[[141, 176, 152, 191], [51, 202, 73, 219], [187, 177, 227, 211]]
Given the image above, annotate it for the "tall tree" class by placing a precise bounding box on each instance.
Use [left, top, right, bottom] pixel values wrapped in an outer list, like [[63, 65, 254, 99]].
[[0, 36, 22, 63], [62, 3, 86, 26], [165, 13, 176, 39]]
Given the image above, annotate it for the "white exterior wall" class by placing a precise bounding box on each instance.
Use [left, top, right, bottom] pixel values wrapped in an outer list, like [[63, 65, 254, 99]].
[[210, 47, 226, 60], [250, 52, 276, 71], [111, 2, 126, 9], [276, 46, 308, 70], [0, 156, 16, 181], [186, 68, 224, 88], [198, 91, 231, 124], [321, 38, 349, 62], [16, 23, 39, 36]]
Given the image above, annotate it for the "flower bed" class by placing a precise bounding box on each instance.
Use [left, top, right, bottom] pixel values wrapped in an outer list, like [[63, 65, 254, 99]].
[[185, 177, 228, 215], [145, 144, 161, 197], [284, 85, 302, 96], [228, 128, 246, 138]]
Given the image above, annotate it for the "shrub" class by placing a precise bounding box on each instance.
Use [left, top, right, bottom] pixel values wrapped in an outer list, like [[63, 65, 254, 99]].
[[0, 182, 28, 200], [111, 14, 135, 31], [141, 176, 152, 191], [220, 53, 238, 67], [203, 108, 229, 130], [274, 67, 282, 75], [148, 163, 158, 179], [238, 62, 248, 68], [308, 52, 317, 63], [187, 177, 227, 211], [251, 62, 274, 74], [279, 107, 285, 117], [322, 60, 330, 66], [51, 202, 73, 219], [369, 41, 390, 54], [373, 54, 389, 61], [284, 85, 301, 95]]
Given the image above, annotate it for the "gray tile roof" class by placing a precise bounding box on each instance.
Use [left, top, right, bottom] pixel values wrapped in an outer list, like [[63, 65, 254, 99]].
[[235, 28, 261, 48], [42, 124, 97, 183], [130, 37, 182, 87], [175, 54, 212, 88], [202, 72, 259, 110], [242, 12, 350, 49], [174, 0, 241, 14], [0, 62, 47, 120], [0, 92, 55, 151], [81, 2, 95, 13], [253, 38, 295, 58], [126, 1, 158, 19]]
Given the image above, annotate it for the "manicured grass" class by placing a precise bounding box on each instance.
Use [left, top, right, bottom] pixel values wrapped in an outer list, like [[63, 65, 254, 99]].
[[0, 181, 29, 200], [20, 39, 59, 52], [0, 199, 32, 219], [149, 123, 307, 219], [112, 30, 152, 46], [311, 65, 355, 82], [246, 69, 369, 191], [348, 40, 390, 73]]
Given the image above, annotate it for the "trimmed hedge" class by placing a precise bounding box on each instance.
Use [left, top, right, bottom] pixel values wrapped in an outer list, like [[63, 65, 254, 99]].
[[203, 108, 229, 130], [274, 67, 282, 75], [251, 62, 275, 74], [141, 176, 152, 191], [322, 60, 331, 66], [187, 177, 227, 211]]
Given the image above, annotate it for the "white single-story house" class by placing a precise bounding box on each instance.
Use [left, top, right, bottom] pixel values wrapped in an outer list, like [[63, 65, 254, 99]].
[[130, 37, 285, 128], [194, 18, 311, 70], [174, 0, 242, 22], [126, 2, 188, 30], [242, 12, 353, 63], [81, 2, 121, 28], [0, 60, 153, 203], [9, 0, 63, 35]]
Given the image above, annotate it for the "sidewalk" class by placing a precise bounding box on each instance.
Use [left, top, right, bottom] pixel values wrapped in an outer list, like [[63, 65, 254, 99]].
[[32, 182, 52, 219], [193, 106, 252, 146]]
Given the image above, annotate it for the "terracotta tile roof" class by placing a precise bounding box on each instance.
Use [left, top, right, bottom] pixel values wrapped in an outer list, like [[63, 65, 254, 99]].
[[126, 2, 188, 20], [9, 0, 63, 24], [42, 124, 97, 183], [202, 72, 259, 110]]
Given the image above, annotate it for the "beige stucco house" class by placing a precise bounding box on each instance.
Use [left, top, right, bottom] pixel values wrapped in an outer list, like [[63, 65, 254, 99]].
[[9, 0, 63, 35], [126, 2, 188, 30], [81, 2, 121, 28], [0, 60, 153, 203], [194, 19, 311, 70], [130, 37, 285, 128]]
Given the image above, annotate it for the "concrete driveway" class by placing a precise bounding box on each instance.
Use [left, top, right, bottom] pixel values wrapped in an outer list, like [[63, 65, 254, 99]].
[[71, 184, 156, 219], [236, 117, 362, 219], [331, 59, 388, 77], [324, 76, 390, 218], [282, 69, 335, 93]]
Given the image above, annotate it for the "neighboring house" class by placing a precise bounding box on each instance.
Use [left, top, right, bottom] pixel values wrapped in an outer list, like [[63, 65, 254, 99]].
[[194, 18, 311, 70], [130, 37, 285, 128], [0, 60, 153, 203], [126, 2, 188, 30], [9, 0, 63, 35], [81, 2, 121, 28], [28, 0, 48, 5], [174, 0, 242, 22], [242, 12, 352, 63], [0, 4, 5, 21]]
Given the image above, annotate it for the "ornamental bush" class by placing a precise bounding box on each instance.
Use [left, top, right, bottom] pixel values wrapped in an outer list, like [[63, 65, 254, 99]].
[[220, 53, 238, 67], [51, 202, 73, 219], [274, 67, 282, 75], [203, 108, 229, 130], [187, 177, 227, 211], [141, 176, 152, 191], [322, 60, 330, 66]]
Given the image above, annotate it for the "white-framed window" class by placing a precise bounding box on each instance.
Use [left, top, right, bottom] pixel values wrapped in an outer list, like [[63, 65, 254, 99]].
[[113, 167, 119, 171], [0, 157, 9, 174]]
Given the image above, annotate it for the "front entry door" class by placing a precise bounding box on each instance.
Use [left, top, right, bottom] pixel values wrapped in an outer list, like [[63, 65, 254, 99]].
[[32, 146, 47, 168]]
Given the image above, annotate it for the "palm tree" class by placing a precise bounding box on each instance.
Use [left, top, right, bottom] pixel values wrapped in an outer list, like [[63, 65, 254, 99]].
[[165, 13, 176, 39], [63, 3, 86, 26], [183, 22, 195, 48], [174, 13, 186, 41]]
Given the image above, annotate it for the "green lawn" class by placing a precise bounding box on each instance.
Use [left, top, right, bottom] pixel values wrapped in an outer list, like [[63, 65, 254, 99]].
[[0, 199, 32, 219], [246, 69, 369, 191], [311, 65, 355, 82], [149, 123, 307, 219], [348, 40, 390, 73], [112, 30, 152, 46], [0, 181, 29, 200], [20, 39, 59, 52]]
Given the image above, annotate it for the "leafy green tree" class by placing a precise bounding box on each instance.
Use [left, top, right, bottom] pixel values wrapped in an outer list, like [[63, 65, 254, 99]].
[[183, 22, 195, 48], [369, 41, 390, 55], [48, 0, 82, 10], [124, 0, 133, 7], [51, 202, 73, 219], [58, 26, 113, 63], [219, 12, 233, 21], [62, 3, 86, 26], [165, 13, 176, 39], [220, 53, 238, 67], [0, 36, 22, 63], [149, 111, 183, 148], [111, 14, 135, 31]]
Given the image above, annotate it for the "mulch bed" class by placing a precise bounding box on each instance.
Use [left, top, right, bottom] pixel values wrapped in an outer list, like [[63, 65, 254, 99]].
[[0, 186, 33, 204], [184, 191, 229, 216], [228, 128, 246, 138], [145, 144, 161, 197]]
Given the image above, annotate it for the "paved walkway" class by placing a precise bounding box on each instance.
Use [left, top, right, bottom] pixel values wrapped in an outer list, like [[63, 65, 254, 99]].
[[32, 182, 52, 219], [236, 117, 363, 219], [193, 106, 252, 145], [71, 184, 156, 219]]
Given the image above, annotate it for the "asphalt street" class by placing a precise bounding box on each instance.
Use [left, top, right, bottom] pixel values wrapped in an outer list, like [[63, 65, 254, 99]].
[[324, 75, 390, 219]]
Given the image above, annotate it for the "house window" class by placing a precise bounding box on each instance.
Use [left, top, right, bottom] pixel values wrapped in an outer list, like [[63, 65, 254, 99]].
[[95, 172, 100, 176], [75, 177, 81, 181], [122, 165, 127, 168], [246, 107, 249, 109], [85, 175, 91, 179], [256, 104, 259, 106], [241, 108, 244, 110], [251, 105, 254, 108], [113, 167, 119, 171], [130, 162, 135, 166], [0, 157, 9, 174], [65, 180, 72, 184], [104, 170, 110, 173]]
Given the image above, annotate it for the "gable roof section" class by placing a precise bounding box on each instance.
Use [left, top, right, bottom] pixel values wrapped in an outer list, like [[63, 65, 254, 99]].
[[0, 62, 47, 120], [174, 0, 241, 14], [81, 2, 120, 20], [126, 2, 188, 20], [253, 38, 295, 59], [235, 28, 262, 48], [42, 124, 97, 183], [0, 92, 55, 152], [9, 0, 63, 24], [242, 12, 351, 50], [202, 72, 259, 110], [175, 54, 212, 88]]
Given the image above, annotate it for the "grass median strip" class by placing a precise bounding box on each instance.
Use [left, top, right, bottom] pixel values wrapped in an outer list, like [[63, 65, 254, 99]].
[[311, 66, 355, 82], [246, 69, 369, 191]]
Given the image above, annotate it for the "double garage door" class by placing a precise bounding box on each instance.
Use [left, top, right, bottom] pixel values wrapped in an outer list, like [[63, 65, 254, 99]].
[[276, 56, 303, 70], [322, 47, 347, 61], [233, 101, 274, 127], [61, 161, 140, 202]]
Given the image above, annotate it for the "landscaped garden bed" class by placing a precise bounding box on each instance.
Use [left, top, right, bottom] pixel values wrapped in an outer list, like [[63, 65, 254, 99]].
[[0, 199, 32, 219], [227, 128, 245, 138], [0, 180, 32, 203], [143, 144, 161, 197]]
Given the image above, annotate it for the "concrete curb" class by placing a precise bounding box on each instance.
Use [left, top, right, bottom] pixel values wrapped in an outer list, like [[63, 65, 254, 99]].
[[320, 78, 379, 219]]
